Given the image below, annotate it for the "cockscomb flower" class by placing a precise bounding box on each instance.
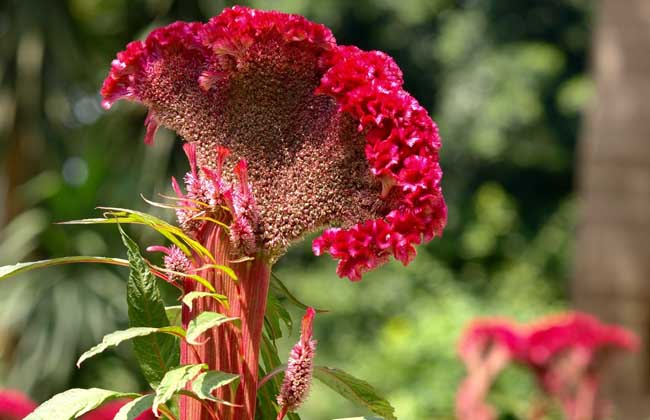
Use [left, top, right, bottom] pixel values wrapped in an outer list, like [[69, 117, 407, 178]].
[[101, 5, 446, 279], [456, 313, 638, 420], [0, 389, 37, 419], [277, 308, 317, 419], [524, 312, 638, 368], [523, 312, 638, 419], [456, 319, 525, 420], [458, 318, 526, 363]]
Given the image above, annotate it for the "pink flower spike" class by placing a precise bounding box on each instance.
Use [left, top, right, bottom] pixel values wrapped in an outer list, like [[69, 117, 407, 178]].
[[215, 145, 230, 175], [301, 307, 316, 346], [0, 389, 37, 419], [171, 176, 185, 199], [148, 244, 191, 282], [234, 160, 250, 196], [277, 308, 317, 418], [183, 142, 198, 177]]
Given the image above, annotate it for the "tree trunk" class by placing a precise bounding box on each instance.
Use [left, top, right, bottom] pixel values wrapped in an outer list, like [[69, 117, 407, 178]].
[[574, 0, 650, 417]]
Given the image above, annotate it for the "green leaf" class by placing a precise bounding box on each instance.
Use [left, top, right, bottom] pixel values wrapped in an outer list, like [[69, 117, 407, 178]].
[[182, 291, 228, 311], [77, 326, 186, 367], [63, 207, 214, 262], [198, 263, 238, 281], [270, 272, 326, 312], [24, 388, 138, 420], [114, 394, 155, 420], [165, 305, 182, 327], [154, 267, 217, 293], [186, 311, 239, 345], [333, 417, 386, 420], [313, 367, 396, 420], [0, 256, 128, 281], [265, 293, 293, 340], [191, 370, 240, 403], [120, 225, 180, 385], [153, 364, 207, 416]]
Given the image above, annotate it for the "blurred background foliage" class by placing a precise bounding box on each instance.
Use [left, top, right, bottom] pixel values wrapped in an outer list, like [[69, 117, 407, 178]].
[[0, 0, 592, 418]]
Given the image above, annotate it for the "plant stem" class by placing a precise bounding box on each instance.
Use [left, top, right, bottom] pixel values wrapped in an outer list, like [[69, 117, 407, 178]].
[[180, 224, 271, 420]]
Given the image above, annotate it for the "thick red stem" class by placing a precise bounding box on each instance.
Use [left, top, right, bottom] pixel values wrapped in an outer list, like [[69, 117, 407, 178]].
[[181, 224, 270, 420]]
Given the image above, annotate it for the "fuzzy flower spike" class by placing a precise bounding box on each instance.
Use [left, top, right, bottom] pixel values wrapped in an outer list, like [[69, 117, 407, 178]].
[[277, 308, 317, 420], [101, 5, 446, 280]]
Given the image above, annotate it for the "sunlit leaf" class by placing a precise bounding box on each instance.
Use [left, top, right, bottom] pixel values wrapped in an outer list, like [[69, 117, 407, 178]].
[[153, 364, 207, 416], [62, 207, 214, 262], [24, 388, 138, 420], [182, 291, 228, 311], [120, 226, 180, 385], [114, 394, 155, 420], [154, 266, 217, 293], [186, 311, 239, 345], [195, 263, 237, 281], [0, 256, 128, 281], [191, 370, 240, 404], [77, 326, 186, 367], [313, 367, 396, 420]]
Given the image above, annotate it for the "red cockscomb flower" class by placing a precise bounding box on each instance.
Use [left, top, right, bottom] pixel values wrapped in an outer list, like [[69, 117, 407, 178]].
[[101, 5, 446, 281], [456, 319, 525, 420], [456, 313, 638, 420], [524, 312, 638, 368], [523, 312, 638, 420], [0, 389, 37, 419]]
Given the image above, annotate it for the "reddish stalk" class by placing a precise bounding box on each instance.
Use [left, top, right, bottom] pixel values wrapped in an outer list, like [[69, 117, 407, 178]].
[[181, 223, 270, 420]]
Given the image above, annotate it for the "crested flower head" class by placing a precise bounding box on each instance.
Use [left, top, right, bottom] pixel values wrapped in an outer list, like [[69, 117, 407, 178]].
[[456, 313, 638, 420], [277, 308, 317, 418], [101, 6, 446, 279], [458, 318, 526, 363], [524, 311, 638, 368], [0, 389, 37, 419]]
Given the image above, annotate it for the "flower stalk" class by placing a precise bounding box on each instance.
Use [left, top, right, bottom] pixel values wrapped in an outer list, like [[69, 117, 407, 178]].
[[180, 223, 270, 420]]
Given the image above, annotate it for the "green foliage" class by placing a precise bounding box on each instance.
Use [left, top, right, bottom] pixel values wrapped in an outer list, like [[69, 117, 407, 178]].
[[152, 364, 207, 415], [182, 291, 228, 311], [313, 367, 396, 420], [76, 326, 185, 368], [185, 312, 239, 345], [120, 226, 180, 385], [114, 394, 156, 420], [24, 388, 138, 420], [165, 305, 183, 327], [0, 256, 128, 281], [64, 207, 214, 262], [191, 371, 240, 404]]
